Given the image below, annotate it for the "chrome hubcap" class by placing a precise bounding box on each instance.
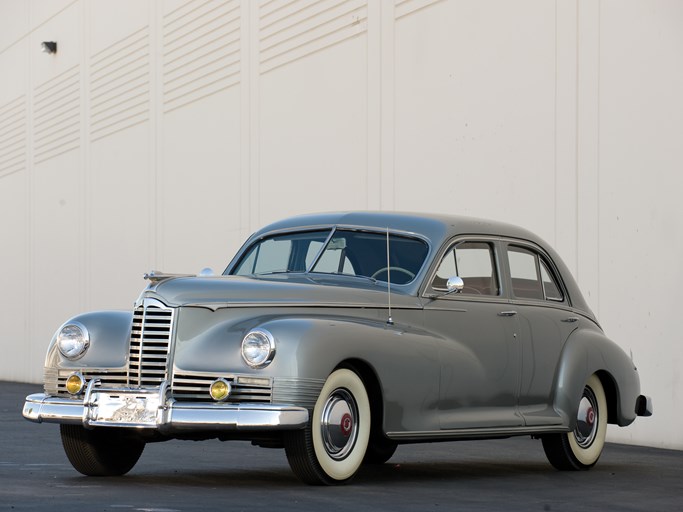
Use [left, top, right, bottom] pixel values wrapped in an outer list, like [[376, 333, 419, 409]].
[[574, 386, 599, 448], [320, 388, 358, 460]]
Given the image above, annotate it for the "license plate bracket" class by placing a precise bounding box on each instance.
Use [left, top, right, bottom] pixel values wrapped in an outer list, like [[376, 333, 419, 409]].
[[87, 390, 161, 427]]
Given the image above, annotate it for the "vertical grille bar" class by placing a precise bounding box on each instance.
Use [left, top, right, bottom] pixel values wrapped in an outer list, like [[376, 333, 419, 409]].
[[128, 298, 174, 388]]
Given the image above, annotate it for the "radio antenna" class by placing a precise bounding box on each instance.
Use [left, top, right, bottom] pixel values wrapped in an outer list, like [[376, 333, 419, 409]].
[[386, 227, 393, 325]]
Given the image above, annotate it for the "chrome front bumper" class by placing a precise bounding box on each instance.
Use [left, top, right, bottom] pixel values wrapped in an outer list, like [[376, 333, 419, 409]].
[[23, 385, 309, 433]]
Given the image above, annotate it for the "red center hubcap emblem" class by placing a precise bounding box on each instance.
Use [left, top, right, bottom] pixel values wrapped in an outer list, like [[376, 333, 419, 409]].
[[587, 407, 595, 425], [340, 413, 353, 436]]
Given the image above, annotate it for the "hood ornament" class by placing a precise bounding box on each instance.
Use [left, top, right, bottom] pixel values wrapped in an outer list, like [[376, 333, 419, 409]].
[[143, 270, 192, 283]]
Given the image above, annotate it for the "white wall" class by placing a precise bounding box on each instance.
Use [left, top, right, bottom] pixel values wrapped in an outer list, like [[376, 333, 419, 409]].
[[0, 0, 681, 450]]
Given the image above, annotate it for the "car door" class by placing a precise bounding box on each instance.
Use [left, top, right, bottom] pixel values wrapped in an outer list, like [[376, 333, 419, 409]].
[[423, 239, 524, 430], [505, 243, 580, 427]]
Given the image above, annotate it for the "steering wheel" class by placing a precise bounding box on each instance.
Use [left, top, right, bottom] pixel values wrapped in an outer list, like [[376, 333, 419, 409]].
[[371, 266, 415, 281]]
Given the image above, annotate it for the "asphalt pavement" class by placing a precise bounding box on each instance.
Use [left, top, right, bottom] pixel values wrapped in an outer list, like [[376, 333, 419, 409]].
[[2, 381, 680, 511]]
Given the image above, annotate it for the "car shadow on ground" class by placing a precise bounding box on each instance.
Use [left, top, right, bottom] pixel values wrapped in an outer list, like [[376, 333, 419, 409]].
[[53, 459, 577, 489]]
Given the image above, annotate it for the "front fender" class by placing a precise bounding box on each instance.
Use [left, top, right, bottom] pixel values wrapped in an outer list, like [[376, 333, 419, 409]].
[[45, 311, 133, 370], [261, 314, 442, 433], [554, 326, 641, 428], [173, 307, 441, 432]]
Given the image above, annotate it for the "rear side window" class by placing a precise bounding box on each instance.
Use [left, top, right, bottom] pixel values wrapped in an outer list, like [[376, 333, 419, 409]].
[[508, 245, 564, 302], [432, 241, 499, 296]]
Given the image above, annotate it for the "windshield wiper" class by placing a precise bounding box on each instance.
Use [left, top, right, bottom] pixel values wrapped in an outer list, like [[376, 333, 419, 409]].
[[308, 271, 378, 284], [254, 270, 301, 276]]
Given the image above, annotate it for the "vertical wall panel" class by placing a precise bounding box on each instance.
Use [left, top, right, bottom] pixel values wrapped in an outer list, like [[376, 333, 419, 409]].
[[159, 0, 243, 273], [30, 154, 83, 380], [575, 0, 601, 312], [162, 0, 241, 113], [89, 27, 150, 142], [32, 65, 80, 163], [161, 86, 242, 273], [0, 26, 30, 381], [88, 122, 153, 309], [28, 1, 83, 382], [394, 0, 557, 241], [87, 2, 153, 310], [0, 96, 26, 178], [0, 170, 28, 381], [598, 0, 683, 449], [258, 0, 369, 226], [554, 0, 578, 274]]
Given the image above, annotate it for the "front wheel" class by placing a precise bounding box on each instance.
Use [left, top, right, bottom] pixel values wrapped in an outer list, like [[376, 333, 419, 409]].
[[542, 374, 608, 470], [285, 368, 371, 485], [60, 424, 145, 476]]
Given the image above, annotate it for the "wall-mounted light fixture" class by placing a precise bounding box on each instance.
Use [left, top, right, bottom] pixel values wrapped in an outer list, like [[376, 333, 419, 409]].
[[41, 41, 57, 54]]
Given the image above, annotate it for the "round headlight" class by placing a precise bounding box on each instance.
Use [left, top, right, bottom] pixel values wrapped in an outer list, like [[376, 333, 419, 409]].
[[56, 322, 90, 360], [241, 328, 276, 368]]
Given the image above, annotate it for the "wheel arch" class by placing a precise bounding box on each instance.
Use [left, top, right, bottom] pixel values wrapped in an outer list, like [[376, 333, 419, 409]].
[[335, 358, 387, 439], [553, 327, 641, 429], [594, 369, 618, 425]]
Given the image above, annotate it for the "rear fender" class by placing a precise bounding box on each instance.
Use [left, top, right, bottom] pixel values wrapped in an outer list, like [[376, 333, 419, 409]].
[[554, 328, 641, 428]]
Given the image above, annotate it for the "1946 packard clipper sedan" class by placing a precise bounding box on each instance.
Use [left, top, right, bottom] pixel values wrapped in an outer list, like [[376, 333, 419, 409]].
[[23, 211, 652, 484]]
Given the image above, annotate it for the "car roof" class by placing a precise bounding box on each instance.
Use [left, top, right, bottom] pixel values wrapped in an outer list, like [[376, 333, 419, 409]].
[[252, 211, 542, 246], [240, 211, 595, 320]]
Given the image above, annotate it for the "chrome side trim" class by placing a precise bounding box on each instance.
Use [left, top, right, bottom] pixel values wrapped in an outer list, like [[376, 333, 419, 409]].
[[22, 392, 308, 432], [386, 425, 569, 441], [181, 302, 424, 311]]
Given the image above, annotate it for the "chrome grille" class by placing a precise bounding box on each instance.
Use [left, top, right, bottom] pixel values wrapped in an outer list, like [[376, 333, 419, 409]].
[[172, 373, 272, 403], [128, 299, 174, 388]]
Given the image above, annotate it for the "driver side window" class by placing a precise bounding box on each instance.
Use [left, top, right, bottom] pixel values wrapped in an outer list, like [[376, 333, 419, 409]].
[[432, 241, 499, 296]]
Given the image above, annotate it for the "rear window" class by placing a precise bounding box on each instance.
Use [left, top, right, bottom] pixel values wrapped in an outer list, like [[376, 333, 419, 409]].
[[508, 245, 564, 302]]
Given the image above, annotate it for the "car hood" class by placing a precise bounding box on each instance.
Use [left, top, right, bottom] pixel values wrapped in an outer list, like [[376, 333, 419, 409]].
[[146, 274, 422, 309]]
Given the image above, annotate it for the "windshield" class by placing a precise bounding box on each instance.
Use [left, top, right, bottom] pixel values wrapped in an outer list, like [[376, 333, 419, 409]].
[[230, 228, 428, 285], [231, 230, 331, 276]]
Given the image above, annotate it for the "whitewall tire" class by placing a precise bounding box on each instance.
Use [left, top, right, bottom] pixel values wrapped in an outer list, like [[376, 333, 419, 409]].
[[285, 368, 371, 484], [542, 374, 608, 470]]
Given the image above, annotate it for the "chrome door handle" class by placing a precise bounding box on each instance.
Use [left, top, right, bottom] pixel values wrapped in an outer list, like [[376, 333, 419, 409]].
[[498, 311, 517, 317], [562, 317, 579, 323]]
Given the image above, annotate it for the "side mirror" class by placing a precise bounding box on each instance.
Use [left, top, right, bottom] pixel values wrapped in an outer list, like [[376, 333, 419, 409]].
[[198, 267, 215, 277], [446, 276, 464, 293]]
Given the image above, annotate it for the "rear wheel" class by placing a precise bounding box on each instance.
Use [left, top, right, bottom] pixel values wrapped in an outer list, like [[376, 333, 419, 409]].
[[60, 424, 145, 476], [542, 374, 607, 470], [285, 368, 371, 485]]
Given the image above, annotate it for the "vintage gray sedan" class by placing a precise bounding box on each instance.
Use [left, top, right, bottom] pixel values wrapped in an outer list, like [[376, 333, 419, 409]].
[[23, 211, 652, 484]]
